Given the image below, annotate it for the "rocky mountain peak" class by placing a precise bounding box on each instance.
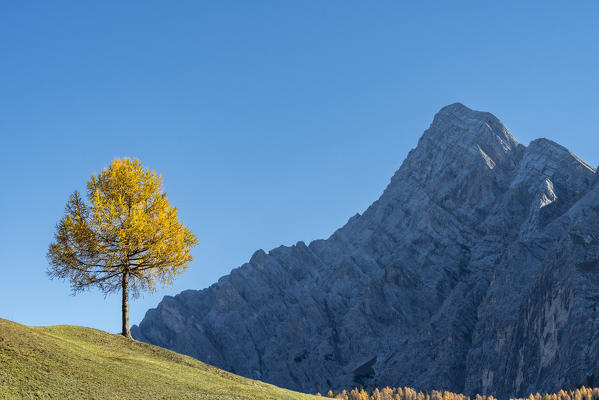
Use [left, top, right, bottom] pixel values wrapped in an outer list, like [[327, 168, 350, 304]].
[[526, 138, 595, 174], [511, 137, 596, 222], [392, 104, 524, 197], [132, 104, 599, 399], [426, 102, 520, 153]]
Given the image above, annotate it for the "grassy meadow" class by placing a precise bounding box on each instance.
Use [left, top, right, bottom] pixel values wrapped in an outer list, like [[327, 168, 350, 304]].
[[0, 318, 318, 400]]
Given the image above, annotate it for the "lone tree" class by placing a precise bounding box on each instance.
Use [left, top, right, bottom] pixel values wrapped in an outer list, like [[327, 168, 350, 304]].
[[48, 158, 198, 338]]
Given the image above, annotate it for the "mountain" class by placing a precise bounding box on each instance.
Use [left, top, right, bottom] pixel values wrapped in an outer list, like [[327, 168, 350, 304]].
[[132, 103, 599, 398], [0, 318, 317, 399]]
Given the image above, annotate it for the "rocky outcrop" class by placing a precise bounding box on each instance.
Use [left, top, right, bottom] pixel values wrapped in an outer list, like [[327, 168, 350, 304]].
[[131, 103, 599, 398]]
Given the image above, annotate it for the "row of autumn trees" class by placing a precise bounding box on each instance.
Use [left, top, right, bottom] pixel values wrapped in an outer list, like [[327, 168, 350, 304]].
[[317, 386, 599, 400]]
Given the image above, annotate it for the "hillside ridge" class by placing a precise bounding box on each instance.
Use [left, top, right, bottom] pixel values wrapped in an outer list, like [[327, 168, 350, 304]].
[[0, 318, 317, 399]]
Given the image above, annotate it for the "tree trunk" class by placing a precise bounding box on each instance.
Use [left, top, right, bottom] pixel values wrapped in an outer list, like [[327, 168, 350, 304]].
[[121, 270, 131, 338]]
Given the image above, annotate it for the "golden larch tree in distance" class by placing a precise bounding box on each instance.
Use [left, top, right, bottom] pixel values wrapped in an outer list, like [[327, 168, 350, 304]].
[[47, 158, 198, 338]]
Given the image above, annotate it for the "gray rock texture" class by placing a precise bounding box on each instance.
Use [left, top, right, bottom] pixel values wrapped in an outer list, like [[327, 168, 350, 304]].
[[132, 103, 599, 398]]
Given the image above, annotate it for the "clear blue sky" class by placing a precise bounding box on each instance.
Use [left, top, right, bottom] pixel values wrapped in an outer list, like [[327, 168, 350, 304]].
[[0, 1, 597, 333]]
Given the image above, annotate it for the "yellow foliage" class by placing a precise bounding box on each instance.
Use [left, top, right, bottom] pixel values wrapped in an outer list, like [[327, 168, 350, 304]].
[[47, 158, 198, 297], [323, 385, 599, 400]]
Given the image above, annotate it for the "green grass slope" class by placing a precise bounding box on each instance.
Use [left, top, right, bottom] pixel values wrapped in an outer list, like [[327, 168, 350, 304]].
[[0, 318, 318, 400]]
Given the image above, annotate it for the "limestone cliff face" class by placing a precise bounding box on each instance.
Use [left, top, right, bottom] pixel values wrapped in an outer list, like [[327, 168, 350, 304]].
[[131, 103, 599, 397]]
